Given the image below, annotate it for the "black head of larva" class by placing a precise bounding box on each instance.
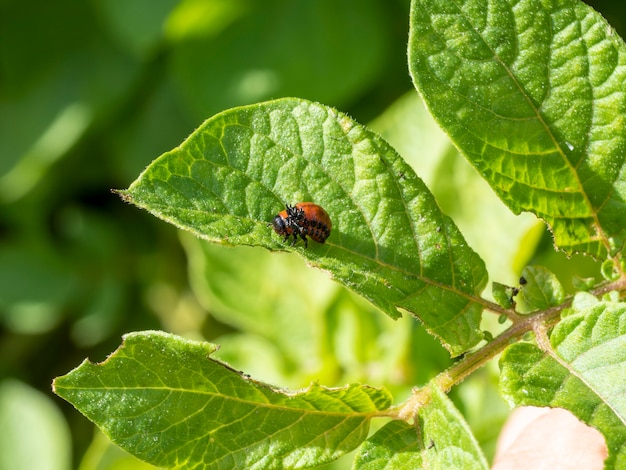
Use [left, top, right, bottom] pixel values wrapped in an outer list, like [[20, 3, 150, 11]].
[[271, 202, 331, 248], [271, 214, 287, 234]]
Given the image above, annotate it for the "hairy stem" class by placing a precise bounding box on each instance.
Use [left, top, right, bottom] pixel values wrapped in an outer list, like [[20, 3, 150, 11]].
[[393, 276, 626, 420]]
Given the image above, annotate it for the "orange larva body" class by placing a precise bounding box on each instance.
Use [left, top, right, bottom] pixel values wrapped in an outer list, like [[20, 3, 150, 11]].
[[272, 202, 331, 247]]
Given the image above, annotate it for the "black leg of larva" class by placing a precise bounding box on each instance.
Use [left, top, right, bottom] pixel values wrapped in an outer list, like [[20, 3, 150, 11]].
[[301, 233, 308, 248]]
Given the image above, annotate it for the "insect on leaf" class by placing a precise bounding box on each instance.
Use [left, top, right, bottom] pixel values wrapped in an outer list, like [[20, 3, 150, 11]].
[[118, 98, 488, 355]]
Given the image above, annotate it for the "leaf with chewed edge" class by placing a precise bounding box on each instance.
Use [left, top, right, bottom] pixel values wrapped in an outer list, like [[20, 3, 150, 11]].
[[117, 98, 488, 355], [53, 331, 393, 470]]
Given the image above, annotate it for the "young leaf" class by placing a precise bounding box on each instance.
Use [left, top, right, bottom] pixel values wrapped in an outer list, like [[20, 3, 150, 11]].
[[53, 331, 393, 470], [408, 0, 626, 258], [415, 385, 489, 469], [354, 385, 488, 469], [117, 98, 488, 355], [353, 420, 422, 469], [517, 265, 565, 312], [492, 281, 517, 309], [571, 275, 596, 291], [550, 297, 626, 419], [499, 297, 626, 467]]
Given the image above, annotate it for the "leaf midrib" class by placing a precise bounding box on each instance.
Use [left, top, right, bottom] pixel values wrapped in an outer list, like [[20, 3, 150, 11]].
[[56, 384, 386, 417], [479, 4, 608, 251]]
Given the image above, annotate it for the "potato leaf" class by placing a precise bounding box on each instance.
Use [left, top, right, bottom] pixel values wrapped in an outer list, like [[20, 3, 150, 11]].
[[409, 0, 626, 258], [117, 98, 488, 355], [499, 296, 626, 468], [53, 331, 393, 470], [354, 385, 488, 469]]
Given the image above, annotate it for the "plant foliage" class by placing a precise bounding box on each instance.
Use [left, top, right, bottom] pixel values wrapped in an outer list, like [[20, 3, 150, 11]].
[[53, 0, 626, 468]]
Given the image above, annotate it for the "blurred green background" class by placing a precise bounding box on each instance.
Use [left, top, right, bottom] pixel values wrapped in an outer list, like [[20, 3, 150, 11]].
[[0, 1, 619, 469]]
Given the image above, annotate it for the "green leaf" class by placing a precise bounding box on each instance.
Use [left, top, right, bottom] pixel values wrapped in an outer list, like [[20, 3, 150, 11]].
[[53, 331, 392, 470], [408, 0, 626, 258], [181, 234, 339, 356], [499, 297, 626, 468], [118, 97, 488, 355], [550, 297, 626, 419], [353, 420, 423, 469], [571, 275, 596, 291], [354, 385, 488, 469], [370, 92, 542, 286], [491, 282, 516, 309], [517, 265, 565, 312], [0, 379, 72, 470], [601, 258, 621, 281], [79, 429, 157, 470], [181, 235, 433, 390], [166, 1, 392, 120], [416, 385, 489, 469]]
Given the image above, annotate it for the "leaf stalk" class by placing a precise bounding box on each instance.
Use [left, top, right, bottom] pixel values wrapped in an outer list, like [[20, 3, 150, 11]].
[[393, 275, 626, 420]]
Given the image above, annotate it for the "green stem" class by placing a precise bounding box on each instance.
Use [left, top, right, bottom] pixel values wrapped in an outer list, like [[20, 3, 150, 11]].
[[392, 276, 626, 420]]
